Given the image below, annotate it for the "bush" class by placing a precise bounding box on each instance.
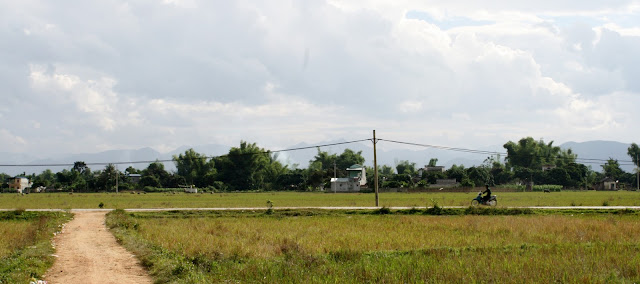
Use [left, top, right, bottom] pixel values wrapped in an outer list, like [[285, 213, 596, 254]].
[[532, 185, 562, 192], [374, 207, 392, 215], [142, 187, 183, 193]]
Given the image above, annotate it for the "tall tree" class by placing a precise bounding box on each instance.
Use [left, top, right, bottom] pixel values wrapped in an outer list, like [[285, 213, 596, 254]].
[[263, 153, 291, 190], [72, 161, 89, 174], [215, 141, 270, 190], [96, 164, 120, 191], [628, 143, 640, 167], [336, 149, 365, 170], [308, 148, 365, 183], [504, 137, 576, 170], [395, 160, 416, 175], [32, 169, 56, 188], [141, 161, 170, 187], [173, 149, 216, 187], [601, 158, 624, 180]]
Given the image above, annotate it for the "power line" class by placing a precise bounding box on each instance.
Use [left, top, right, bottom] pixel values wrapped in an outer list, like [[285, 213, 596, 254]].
[[378, 139, 506, 156], [0, 137, 634, 168], [0, 139, 371, 168], [377, 138, 635, 166]]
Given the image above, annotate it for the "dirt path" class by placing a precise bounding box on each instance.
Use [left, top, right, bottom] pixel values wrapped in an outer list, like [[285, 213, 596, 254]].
[[45, 211, 153, 284]]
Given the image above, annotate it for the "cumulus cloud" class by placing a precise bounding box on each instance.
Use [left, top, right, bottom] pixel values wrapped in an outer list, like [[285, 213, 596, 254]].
[[0, 0, 639, 157]]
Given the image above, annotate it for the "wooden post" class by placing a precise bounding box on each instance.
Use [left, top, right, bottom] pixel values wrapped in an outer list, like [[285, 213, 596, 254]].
[[373, 130, 379, 207]]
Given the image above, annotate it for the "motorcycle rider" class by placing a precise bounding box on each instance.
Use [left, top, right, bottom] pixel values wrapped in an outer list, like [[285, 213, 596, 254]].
[[482, 185, 492, 203]]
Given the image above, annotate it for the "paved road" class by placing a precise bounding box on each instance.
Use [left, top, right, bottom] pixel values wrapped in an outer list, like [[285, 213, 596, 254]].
[[3, 206, 640, 212]]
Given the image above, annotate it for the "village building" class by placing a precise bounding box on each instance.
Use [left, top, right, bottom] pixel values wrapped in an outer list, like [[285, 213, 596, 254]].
[[8, 177, 33, 194], [596, 177, 619, 191], [128, 174, 142, 183], [329, 164, 366, 193]]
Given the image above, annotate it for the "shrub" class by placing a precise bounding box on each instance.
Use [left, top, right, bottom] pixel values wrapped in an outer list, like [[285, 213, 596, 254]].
[[374, 207, 392, 215]]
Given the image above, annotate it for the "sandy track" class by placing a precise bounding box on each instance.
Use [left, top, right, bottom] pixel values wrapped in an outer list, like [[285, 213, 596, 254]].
[[45, 211, 153, 284]]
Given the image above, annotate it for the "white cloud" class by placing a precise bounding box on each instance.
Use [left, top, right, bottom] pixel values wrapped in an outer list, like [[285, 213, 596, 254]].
[[29, 64, 118, 131], [0, 129, 28, 152], [0, 0, 639, 159]]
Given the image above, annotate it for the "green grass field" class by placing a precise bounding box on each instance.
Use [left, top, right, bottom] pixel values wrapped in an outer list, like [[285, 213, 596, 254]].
[[107, 209, 640, 283], [1, 190, 640, 209], [0, 210, 71, 283]]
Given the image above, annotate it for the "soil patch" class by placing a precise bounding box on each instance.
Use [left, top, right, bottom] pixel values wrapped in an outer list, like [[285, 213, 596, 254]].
[[45, 211, 152, 284]]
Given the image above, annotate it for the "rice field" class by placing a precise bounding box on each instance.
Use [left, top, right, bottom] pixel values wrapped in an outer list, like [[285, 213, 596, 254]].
[[107, 209, 640, 283], [2, 190, 640, 209]]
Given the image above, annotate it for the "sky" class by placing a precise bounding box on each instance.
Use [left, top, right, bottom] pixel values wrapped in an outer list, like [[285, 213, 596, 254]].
[[1, 0, 639, 158]]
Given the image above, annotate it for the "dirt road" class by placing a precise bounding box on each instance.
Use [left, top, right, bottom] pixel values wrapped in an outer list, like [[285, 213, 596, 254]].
[[45, 211, 153, 284]]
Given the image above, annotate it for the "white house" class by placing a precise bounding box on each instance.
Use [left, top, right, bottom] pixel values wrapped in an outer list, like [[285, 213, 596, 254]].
[[329, 177, 361, 192], [9, 177, 33, 194], [184, 185, 198, 193], [346, 164, 367, 186], [329, 164, 366, 193]]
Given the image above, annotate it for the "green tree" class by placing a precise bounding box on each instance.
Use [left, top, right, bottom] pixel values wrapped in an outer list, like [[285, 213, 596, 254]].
[[96, 164, 120, 191], [125, 166, 141, 175], [565, 163, 590, 189], [262, 153, 290, 191], [32, 169, 56, 188], [504, 137, 576, 170], [141, 161, 170, 188], [174, 149, 216, 187], [466, 166, 490, 186], [445, 164, 467, 182], [628, 143, 640, 168], [366, 165, 394, 189], [601, 158, 624, 180], [427, 158, 438, 167], [55, 169, 73, 189], [72, 161, 89, 174], [306, 148, 365, 188], [395, 160, 416, 175], [336, 149, 365, 173], [215, 141, 271, 190], [70, 161, 93, 191]]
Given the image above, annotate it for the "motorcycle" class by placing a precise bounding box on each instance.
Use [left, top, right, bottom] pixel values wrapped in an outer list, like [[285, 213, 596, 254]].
[[471, 192, 497, 206]]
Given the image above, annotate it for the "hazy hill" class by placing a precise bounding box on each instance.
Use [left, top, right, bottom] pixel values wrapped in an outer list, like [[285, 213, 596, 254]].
[[559, 140, 635, 172]]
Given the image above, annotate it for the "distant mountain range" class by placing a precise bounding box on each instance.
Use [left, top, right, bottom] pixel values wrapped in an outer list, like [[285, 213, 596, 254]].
[[0, 140, 636, 176]]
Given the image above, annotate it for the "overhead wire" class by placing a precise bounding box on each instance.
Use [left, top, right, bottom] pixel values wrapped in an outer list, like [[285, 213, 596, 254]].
[[0, 139, 372, 168], [377, 138, 636, 166], [0, 137, 635, 169]]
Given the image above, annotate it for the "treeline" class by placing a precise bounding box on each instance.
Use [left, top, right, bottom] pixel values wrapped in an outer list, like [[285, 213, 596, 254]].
[[2, 138, 639, 192]]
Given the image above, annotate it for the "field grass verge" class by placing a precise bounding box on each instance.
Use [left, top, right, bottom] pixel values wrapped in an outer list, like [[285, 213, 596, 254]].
[[0, 210, 71, 283], [3, 191, 640, 209], [107, 209, 640, 283]]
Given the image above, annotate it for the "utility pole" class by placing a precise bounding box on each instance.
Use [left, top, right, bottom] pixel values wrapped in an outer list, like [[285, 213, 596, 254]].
[[115, 165, 119, 194], [333, 161, 337, 178], [373, 130, 379, 207]]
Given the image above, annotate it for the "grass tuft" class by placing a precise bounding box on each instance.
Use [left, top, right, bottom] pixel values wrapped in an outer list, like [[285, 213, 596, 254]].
[[0, 211, 71, 283]]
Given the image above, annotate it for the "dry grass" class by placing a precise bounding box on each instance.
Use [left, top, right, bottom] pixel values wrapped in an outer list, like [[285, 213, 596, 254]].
[[0, 211, 72, 283], [136, 214, 640, 259], [108, 210, 640, 283], [0, 222, 33, 258]]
